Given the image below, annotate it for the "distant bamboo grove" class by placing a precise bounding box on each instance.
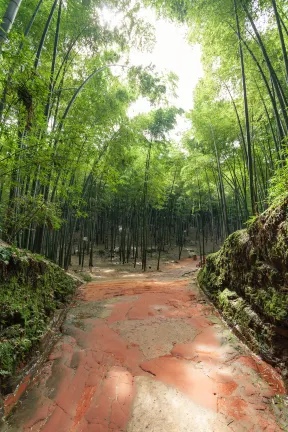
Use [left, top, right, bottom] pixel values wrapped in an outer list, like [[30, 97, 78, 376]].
[[0, 0, 287, 270]]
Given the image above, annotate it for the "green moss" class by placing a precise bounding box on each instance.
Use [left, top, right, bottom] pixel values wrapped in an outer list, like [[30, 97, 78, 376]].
[[0, 342, 15, 376], [198, 250, 225, 294], [272, 395, 288, 431], [197, 199, 288, 365], [218, 288, 237, 306], [243, 285, 287, 321], [0, 246, 77, 384]]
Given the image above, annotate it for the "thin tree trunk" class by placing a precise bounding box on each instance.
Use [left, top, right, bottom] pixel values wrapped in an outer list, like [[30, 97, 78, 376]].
[[0, 0, 23, 47], [271, 0, 288, 83], [234, 0, 255, 214], [34, 0, 59, 70]]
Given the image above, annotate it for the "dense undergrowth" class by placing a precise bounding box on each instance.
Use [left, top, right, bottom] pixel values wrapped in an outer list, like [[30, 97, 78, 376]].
[[0, 243, 78, 390], [198, 197, 288, 373]]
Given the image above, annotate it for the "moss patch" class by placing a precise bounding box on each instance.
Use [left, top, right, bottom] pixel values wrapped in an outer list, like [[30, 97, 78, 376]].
[[0, 244, 78, 391], [198, 200, 288, 374]]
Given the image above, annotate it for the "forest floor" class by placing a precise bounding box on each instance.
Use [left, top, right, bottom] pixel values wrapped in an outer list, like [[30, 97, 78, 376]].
[[1, 257, 287, 432]]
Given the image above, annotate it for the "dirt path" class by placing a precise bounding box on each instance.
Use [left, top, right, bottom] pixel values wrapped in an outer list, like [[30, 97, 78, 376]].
[[2, 259, 286, 431]]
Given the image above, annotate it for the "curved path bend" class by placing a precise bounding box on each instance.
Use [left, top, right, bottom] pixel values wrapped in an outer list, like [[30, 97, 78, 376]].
[[2, 260, 286, 432]]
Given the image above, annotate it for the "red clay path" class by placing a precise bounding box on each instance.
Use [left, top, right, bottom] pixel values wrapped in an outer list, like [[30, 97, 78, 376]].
[[2, 259, 286, 431]]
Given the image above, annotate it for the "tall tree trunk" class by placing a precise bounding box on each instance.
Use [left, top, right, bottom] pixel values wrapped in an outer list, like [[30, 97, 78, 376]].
[[234, 0, 255, 214], [34, 0, 58, 70], [0, 0, 23, 47], [210, 125, 230, 237], [44, 0, 62, 119], [240, 0, 288, 131], [271, 0, 288, 83]]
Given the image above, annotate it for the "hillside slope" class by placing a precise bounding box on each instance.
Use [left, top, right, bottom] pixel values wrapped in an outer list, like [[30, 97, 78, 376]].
[[0, 243, 80, 417], [198, 198, 288, 376]]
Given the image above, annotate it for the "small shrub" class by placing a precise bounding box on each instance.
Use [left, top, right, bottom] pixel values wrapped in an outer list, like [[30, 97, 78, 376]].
[[79, 272, 93, 282], [0, 246, 13, 264]]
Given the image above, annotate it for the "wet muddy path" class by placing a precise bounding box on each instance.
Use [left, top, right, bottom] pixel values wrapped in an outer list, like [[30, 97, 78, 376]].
[[2, 259, 286, 431]]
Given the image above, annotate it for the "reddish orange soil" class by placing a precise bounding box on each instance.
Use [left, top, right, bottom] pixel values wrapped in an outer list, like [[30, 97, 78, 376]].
[[2, 259, 286, 431]]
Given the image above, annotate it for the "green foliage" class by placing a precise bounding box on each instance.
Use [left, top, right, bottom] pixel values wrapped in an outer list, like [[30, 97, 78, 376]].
[[79, 272, 93, 282], [0, 0, 187, 258], [0, 342, 15, 376], [128, 66, 168, 104], [268, 148, 288, 205], [0, 246, 77, 380], [0, 246, 13, 264], [198, 200, 288, 362], [149, 0, 288, 221], [3, 195, 62, 242], [244, 215, 258, 229], [147, 107, 183, 139]]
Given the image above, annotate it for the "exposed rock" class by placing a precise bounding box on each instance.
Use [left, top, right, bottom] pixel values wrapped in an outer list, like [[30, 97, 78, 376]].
[[198, 198, 288, 379], [0, 244, 80, 419]]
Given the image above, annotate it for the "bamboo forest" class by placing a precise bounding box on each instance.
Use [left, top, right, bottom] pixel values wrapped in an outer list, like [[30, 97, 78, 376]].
[[0, 0, 287, 431]]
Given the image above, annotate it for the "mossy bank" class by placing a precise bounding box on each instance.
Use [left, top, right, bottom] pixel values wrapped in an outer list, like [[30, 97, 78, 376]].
[[198, 198, 288, 376], [0, 242, 80, 416]]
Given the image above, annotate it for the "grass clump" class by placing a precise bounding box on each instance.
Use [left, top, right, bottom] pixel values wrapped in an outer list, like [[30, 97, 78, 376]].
[[79, 272, 93, 282]]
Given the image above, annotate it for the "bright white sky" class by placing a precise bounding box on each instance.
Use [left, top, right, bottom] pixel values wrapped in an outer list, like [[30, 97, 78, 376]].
[[101, 7, 203, 140]]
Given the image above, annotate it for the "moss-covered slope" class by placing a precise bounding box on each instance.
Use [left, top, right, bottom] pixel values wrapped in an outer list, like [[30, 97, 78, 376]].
[[0, 243, 79, 393], [198, 198, 288, 373]]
